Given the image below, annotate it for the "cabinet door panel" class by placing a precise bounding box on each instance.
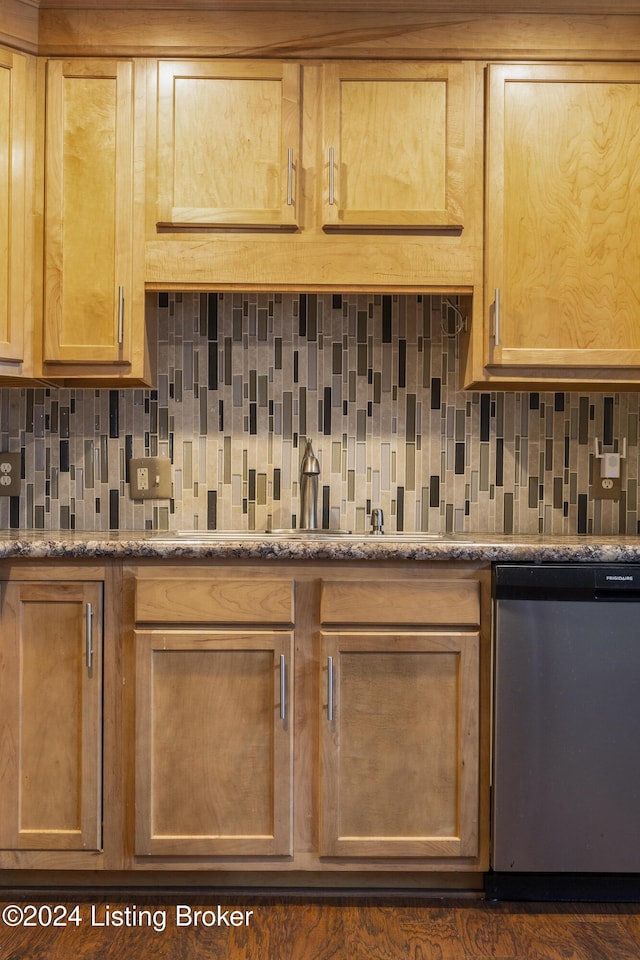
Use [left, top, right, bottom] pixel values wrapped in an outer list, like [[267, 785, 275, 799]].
[[0, 581, 103, 851], [322, 62, 465, 229], [320, 631, 479, 858], [44, 60, 134, 364], [157, 60, 300, 228], [0, 48, 26, 364], [486, 63, 640, 369], [135, 629, 293, 857]]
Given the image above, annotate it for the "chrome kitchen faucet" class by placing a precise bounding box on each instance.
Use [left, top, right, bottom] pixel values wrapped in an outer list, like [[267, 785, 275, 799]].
[[299, 439, 320, 530]]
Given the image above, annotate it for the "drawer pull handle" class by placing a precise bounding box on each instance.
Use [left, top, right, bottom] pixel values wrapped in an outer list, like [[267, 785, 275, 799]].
[[327, 655, 334, 721], [117, 285, 125, 346], [280, 653, 287, 722], [85, 602, 94, 673], [328, 147, 335, 206], [287, 148, 294, 206]]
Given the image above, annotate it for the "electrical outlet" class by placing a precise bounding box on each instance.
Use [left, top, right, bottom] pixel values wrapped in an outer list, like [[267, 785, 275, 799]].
[[129, 457, 172, 499], [593, 477, 622, 500], [137, 466, 150, 491], [0, 452, 21, 496]]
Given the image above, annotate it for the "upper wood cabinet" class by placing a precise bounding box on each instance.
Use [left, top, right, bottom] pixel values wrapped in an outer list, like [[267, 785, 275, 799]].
[[482, 63, 640, 387], [145, 59, 481, 290], [43, 59, 154, 384], [156, 60, 301, 229], [322, 62, 465, 231], [0, 47, 36, 382]]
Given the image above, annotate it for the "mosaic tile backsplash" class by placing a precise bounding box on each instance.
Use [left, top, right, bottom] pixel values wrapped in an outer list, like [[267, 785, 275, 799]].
[[1, 292, 639, 536]]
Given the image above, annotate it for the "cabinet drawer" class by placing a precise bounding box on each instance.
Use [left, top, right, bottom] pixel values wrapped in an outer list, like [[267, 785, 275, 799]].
[[320, 579, 480, 626], [135, 577, 294, 625]]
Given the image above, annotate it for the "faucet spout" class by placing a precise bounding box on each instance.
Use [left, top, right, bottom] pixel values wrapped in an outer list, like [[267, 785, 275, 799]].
[[299, 440, 320, 529]]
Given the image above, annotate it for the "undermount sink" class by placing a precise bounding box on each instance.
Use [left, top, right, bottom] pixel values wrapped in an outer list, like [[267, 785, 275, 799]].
[[151, 529, 449, 541]]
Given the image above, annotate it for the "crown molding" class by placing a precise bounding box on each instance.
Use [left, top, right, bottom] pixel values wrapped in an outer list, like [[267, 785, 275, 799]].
[[0, 0, 39, 52], [34, 0, 640, 11]]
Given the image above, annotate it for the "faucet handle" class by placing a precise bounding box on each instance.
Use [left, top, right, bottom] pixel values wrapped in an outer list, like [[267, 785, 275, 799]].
[[301, 439, 320, 476], [370, 508, 384, 535]]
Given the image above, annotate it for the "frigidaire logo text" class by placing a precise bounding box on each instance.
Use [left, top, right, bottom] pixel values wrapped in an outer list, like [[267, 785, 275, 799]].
[[605, 575, 634, 581]]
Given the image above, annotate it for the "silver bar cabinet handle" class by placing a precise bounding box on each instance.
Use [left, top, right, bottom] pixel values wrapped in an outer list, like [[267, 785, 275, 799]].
[[494, 287, 501, 347], [328, 147, 335, 206], [117, 285, 125, 346], [287, 148, 293, 206], [280, 653, 287, 722], [85, 602, 94, 672], [327, 655, 334, 721], [118, 286, 124, 346]]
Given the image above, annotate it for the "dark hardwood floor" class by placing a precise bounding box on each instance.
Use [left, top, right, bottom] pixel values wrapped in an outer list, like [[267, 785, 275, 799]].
[[2, 894, 640, 959]]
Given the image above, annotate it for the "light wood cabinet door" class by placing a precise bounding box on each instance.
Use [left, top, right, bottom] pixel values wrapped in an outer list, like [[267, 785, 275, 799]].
[[146, 59, 479, 289], [44, 59, 146, 374], [319, 630, 480, 858], [322, 62, 465, 230], [135, 629, 293, 857], [486, 63, 640, 371], [156, 60, 300, 228], [0, 48, 28, 370], [0, 580, 103, 852]]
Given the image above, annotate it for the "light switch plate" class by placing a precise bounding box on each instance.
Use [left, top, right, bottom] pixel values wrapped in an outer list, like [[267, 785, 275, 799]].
[[0, 452, 21, 496], [129, 457, 172, 499], [593, 477, 621, 500]]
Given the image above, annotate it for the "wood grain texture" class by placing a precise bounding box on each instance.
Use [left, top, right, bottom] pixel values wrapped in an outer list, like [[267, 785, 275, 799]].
[[42, 58, 154, 384], [33, 0, 640, 12], [0, 45, 39, 386], [487, 63, 640, 371], [44, 60, 130, 363], [134, 629, 294, 857], [0, 47, 28, 372], [0, 579, 103, 857], [322, 62, 464, 229], [156, 60, 300, 228], [35, 12, 640, 60], [126, 561, 490, 876], [147, 57, 479, 290], [320, 578, 480, 625], [145, 234, 477, 291], [135, 576, 295, 624], [320, 631, 480, 859], [2, 897, 640, 960], [0, 0, 39, 53], [0, 560, 489, 879]]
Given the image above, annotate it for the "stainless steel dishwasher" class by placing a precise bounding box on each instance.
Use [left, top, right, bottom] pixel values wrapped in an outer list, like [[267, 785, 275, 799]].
[[489, 563, 640, 900]]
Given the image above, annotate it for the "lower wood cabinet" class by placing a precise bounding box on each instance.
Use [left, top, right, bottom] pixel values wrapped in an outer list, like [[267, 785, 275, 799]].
[[319, 631, 479, 859], [0, 576, 103, 864], [127, 563, 489, 879], [319, 578, 481, 860], [134, 628, 293, 857], [0, 559, 489, 886], [132, 573, 295, 861]]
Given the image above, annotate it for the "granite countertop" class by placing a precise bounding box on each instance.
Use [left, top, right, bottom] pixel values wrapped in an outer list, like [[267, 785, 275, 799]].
[[1, 529, 640, 562]]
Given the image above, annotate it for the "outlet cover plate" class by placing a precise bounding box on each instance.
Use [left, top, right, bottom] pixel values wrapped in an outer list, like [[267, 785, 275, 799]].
[[0, 452, 21, 496], [129, 457, 172, 499], [593, 477, 622, 500]]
